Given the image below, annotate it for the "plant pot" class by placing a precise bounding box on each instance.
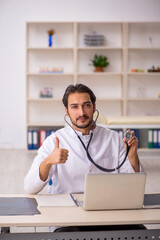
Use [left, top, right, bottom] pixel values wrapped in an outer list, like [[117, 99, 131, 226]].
[[94, 66, 104, 72]]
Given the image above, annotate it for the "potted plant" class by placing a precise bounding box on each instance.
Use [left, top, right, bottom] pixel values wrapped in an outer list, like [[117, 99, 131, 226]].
[[90, 54, 109, 72]]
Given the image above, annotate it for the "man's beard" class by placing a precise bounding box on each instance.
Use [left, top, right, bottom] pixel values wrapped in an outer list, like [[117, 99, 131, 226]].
[[68, 113, 93, 129]]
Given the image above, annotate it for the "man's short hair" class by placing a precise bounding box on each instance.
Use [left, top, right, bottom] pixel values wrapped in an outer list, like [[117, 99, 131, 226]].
[[62, 84, 96, 109]]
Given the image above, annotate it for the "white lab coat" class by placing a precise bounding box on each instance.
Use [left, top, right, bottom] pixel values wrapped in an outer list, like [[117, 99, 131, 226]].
[[24, 125, 136, 194]]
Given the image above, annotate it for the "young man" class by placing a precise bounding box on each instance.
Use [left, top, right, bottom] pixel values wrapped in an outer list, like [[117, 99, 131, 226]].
[[24, 84, 140, 195]]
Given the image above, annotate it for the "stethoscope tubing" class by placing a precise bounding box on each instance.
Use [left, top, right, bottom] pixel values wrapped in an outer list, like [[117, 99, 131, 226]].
[[77, 132, 129, 172], [64, 111, 129, 172]]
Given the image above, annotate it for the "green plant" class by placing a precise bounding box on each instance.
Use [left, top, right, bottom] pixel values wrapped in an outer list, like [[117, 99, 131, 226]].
[[90, 54, 109, 68]]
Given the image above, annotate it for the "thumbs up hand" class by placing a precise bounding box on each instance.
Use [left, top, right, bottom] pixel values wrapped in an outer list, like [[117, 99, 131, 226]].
[[50, 137, 69, 165], [39, 137, 69, 182]]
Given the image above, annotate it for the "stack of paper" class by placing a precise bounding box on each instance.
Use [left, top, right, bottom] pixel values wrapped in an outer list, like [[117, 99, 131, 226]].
[[35, 194, 75, 207]]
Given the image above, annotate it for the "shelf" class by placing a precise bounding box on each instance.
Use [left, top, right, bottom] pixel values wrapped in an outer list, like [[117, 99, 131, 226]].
[[77, 47, 123, 50], [27, 122, 65, 127], [138, 148, 160, 160], [98, 116, 160, 128], [97, 98, 123, 101], [128, 72, 160, 76], [127, 98, 160, 101], [102, 124, 160, 129], [27, 47, 73, 50], [27, 98, 61, 102], [128, 47, 160, 50], [26, 22, 160, 151], [77, 72, 123, 76], [27, 73, 73, 76], [138, 148, 160, 153]]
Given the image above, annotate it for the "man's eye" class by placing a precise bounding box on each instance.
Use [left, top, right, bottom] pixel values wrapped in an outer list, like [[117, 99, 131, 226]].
[[85, 103, 91, 108], [71, 105, 78, 109]]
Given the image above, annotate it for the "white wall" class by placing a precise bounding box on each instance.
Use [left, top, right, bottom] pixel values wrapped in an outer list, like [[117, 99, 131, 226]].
[[0, 0, 160, 148]]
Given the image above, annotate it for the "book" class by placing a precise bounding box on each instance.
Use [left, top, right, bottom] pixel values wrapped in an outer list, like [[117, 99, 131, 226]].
[[148, 129, 153, 149]]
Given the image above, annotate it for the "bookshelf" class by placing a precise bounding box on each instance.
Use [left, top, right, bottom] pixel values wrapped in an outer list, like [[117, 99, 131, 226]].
[[26, 22, 160, 152]]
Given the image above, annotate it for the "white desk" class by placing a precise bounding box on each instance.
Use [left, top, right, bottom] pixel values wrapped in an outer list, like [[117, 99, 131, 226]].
[[1, 205, 160, 227], [0, 194, 160, 227], [0, 194, 160, 240]]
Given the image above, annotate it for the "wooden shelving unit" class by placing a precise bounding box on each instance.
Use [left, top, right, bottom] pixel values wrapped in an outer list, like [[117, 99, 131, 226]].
[[26, 22, 160, 152]]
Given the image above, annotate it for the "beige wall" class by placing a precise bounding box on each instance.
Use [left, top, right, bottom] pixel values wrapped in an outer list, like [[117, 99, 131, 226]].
[[0, 0, 160, 148]]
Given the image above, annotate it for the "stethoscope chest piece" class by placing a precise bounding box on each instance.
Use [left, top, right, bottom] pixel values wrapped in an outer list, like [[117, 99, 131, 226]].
[[124, 131, 132, 141]]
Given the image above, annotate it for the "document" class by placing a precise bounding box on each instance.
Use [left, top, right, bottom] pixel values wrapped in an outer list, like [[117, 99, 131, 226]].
[[0, 197, 40, 216], [35, 194, 75, 207], [143, 193, 160, 209]]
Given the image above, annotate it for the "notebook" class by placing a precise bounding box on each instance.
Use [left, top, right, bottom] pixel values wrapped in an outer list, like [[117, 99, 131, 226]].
[[78, 173, 146, 210]]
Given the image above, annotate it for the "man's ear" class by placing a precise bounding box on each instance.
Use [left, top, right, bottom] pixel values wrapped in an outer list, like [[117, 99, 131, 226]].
[[65, 108, 69, 115], [93, 104, 96, 113]]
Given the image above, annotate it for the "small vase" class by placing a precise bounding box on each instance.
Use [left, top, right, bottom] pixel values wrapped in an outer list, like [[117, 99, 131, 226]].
[[94, 66, 104, 72], [48, 35, 53, 47]]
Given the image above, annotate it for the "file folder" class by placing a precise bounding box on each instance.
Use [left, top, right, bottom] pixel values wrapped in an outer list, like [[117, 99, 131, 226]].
[[133, 129, 140, 148], [148, 129, 153, 149], [28, 130, 33, 150], [39, 130, 46, 146], [153, 130, 158, 148], [158, 130, 160, 148], [0, 197, 40, 216], [46, 130, 51, 137], [144, 193, 160, 208], [32, 130, 39, 149]]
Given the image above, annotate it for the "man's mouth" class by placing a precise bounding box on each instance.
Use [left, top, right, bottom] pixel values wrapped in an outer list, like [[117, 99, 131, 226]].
[[76, 116, 88, 122]]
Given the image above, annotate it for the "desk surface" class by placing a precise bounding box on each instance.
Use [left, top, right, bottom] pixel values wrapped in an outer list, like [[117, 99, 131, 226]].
[[0, 194, 160, 228]]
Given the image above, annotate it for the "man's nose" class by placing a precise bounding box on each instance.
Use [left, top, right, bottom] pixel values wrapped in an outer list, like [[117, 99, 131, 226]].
[[79, 106, 85, 115]]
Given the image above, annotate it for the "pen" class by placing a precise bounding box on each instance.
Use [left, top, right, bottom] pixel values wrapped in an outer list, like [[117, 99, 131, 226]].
[[70, 193, 79, 207]]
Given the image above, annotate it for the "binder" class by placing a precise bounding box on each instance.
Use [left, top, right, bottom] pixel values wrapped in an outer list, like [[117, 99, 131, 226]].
[[158, 129, 160, 148], [148, 129, 153, 149], [28, 130, 33, 150], [50, 130, 56, 135], [46, 130, 51, 137], [153, 129, 158, 148], [32, 130, 39, 149], [133, 129, 140, 148], [39, 130, 46, 146]]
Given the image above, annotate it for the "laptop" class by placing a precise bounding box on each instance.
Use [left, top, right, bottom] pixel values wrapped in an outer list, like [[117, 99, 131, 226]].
[[78, 173, 146, 210]]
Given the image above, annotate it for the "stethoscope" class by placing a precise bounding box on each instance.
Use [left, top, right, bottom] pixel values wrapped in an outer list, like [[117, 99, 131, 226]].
[[64, 110, 132, 172]]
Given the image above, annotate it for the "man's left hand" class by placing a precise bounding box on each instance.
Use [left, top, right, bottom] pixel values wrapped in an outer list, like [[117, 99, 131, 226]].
[[123, 130, 140, 172]]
